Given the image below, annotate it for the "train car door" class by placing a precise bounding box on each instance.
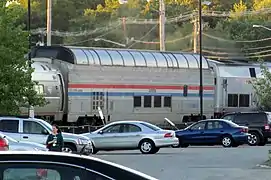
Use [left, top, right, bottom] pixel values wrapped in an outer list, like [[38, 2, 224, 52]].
[[56, 74, 65, 113], [91, 91, 108, 119]]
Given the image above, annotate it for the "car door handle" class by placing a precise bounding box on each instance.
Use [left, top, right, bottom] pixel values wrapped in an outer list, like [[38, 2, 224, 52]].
[[220, 131, 224, 132], [23, 136, 28, 139]]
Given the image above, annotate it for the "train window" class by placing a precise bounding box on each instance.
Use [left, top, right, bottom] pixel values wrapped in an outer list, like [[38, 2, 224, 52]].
[[192, 54, 208, 69], [167, 54, 179, 68], [183, 85, 188, 97], [34, 85, 44, 95], [228, 94, 238, 107], [162, 53, 173, 67], [144, 96, 152, 108], [129, 51, 146, 67], [164, 96, 172, 107], [70, 49, 88, 64], [239, 94, 250, 107], [106, 50, 124, 66], [154, 96, 162, 107], [133, 96, 141, 107], [82, 50, 95, 64], [183, 54, 198, 68], [117, 51, 135, 66], [152, 53, 168, 67], [88, 50, 100, 64], [140, 52, 157, 67], [172, 54, 188, 68], [94, 50, 113, 65]]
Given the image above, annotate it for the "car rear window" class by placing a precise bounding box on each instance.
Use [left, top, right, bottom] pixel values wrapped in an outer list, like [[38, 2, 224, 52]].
[[140, 122, 161, 131], [224, 120, 240, 128], [234, 113, 267, 124]]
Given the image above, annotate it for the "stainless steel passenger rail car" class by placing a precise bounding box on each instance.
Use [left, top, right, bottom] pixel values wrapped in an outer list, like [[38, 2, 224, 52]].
[[31, 46, 215, 125]]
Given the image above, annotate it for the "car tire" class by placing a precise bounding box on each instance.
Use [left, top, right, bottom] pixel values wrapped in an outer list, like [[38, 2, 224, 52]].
[[258, 138, 267, 146], [91, 144, 99, 154], [152, 147, 160, 154], [63, 144, 76, 153], [139, 139, 156, 154], [248, 132, 260, 146], [221, 135, 233, 148]]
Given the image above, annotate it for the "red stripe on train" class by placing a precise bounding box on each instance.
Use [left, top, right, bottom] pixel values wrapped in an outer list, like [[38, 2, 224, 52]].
[[68, 84, 214, 90]]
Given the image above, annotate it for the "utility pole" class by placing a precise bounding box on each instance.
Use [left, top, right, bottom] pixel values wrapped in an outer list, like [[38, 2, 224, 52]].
[[193, 17, 198, 53], [46, 0, 52, 46], [27, 0, 31, 67], [159, 0, 165, 51], [199, 1, 204, 120]]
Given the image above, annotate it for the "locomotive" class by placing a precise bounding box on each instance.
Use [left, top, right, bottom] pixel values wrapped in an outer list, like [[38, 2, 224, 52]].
[[26, 46, 262, 126]]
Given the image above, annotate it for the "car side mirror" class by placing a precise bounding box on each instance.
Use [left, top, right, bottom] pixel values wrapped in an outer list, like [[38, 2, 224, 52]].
[[42, 129, 49, 135], [98, 130, 103, 134]]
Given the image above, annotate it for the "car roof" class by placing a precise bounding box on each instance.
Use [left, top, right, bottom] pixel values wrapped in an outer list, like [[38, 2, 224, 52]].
[[108, 120, 151, 125], [0, 151, 158, 180], [223, 111, 268, 115], [198, 119, 232, 123]]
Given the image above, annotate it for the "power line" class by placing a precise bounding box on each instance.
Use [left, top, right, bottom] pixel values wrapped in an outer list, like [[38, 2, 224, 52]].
[[30, 8, 271, 35]]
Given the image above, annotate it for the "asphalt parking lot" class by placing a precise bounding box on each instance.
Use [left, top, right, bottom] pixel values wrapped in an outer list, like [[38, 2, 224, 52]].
[[95, 145, 271, 180]]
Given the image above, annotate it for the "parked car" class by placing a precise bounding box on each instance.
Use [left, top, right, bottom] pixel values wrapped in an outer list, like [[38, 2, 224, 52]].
[[1, 133, 48, 151], [82, 120, 179, 154], [0, 117, 93, 155], [0, 151, 158, 180], [173, 119, 249, 148], [0, 134, 9, 151], [221, 111, 271, 146]]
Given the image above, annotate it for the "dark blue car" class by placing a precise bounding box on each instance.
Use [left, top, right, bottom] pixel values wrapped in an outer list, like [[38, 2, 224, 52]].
[[173, 119, 249, 148]]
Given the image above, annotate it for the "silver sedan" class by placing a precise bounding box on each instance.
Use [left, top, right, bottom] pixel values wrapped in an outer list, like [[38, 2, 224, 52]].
[[2, 134, 48, 151], [82, 121, 179, 154]]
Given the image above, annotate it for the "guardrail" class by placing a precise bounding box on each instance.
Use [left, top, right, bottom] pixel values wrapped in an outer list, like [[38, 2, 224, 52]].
[[58, 123, 190, 134]]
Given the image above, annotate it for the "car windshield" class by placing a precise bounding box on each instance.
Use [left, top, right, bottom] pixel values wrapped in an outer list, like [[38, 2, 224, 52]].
[[140, 122, 162, 131], [39, 120, 53, 131]]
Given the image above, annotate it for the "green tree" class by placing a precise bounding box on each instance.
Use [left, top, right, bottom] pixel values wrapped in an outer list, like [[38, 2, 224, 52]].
[[251, 60, 271, 110], [0, 0, 46, 115]]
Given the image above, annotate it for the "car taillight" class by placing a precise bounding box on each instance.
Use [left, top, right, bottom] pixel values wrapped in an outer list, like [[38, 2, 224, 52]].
[[264, 124, 270, 130], [0, 138, 8, 151], [164, 133, 173, 138]]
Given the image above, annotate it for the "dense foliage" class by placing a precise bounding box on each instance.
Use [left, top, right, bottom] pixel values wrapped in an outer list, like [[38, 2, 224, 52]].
[[0, 0, 46, 115], [15, 0, 271, 60], [5, 0, 271, 110]]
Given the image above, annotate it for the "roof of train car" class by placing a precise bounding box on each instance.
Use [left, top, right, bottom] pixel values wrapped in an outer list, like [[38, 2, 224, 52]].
[[207, 59, 258, 66], [32, 61, 58, 72], [30, 45, 210, 69]]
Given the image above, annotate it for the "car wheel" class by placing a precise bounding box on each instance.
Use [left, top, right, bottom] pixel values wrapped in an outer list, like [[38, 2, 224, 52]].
[[221, 135, 233, 148], [63, 144, 76, 153], [139, 139, 156, 154], [248, 132, 260, 146]]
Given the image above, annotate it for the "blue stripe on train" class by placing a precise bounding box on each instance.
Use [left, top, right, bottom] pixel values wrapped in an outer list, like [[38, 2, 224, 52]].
[[68, 91, 214, 98]]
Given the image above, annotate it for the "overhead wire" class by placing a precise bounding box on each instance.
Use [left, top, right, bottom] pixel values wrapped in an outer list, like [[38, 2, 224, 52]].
[[30, 8, 271, 36], [127, 24, 158, 48], [58, 24, 122, 46]]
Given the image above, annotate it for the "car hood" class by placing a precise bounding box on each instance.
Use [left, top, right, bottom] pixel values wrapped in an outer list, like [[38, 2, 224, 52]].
[[62, 132, 90, 140]]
